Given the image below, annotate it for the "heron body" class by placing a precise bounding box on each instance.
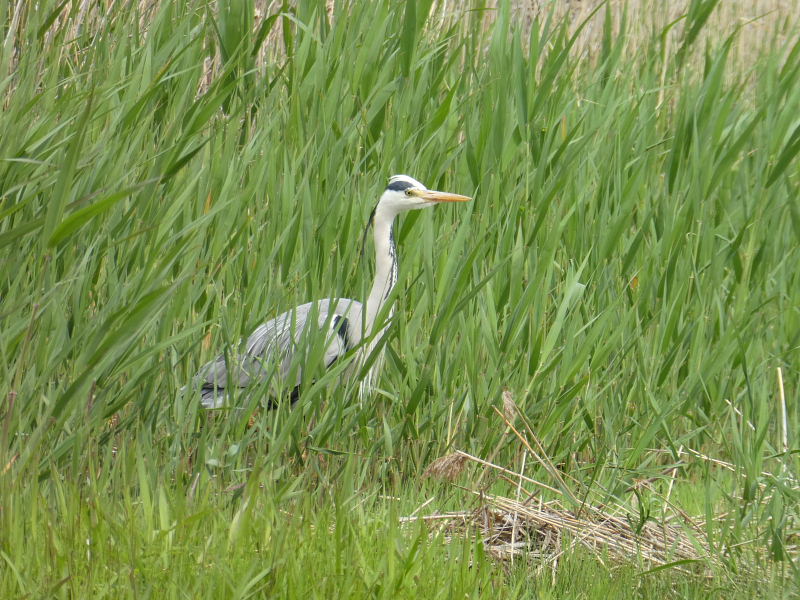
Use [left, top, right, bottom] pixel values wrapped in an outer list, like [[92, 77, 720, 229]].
[[190, 174, 470, 408]]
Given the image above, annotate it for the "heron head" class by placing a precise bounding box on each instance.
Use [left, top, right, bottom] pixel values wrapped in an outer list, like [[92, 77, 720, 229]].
[[377, 174, 471, 214]]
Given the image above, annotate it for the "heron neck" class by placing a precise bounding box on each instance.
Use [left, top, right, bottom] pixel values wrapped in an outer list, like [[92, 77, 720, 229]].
[[364, 206, 398, 336]]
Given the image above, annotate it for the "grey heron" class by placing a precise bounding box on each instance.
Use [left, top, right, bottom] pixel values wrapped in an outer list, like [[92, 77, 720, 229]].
[[190, 174, 471, 408]]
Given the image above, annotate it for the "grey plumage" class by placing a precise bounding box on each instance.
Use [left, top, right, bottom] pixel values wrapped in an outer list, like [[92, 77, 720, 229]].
[[186, 174, 470, 409], [195, 299, 362, 408]]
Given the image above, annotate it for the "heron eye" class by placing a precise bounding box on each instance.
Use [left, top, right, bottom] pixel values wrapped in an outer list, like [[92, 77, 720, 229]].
[[404, 189, 412, 196]]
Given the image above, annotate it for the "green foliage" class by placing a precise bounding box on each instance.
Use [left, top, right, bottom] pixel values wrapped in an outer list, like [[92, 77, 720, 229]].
[[0, 0, 798, 596]]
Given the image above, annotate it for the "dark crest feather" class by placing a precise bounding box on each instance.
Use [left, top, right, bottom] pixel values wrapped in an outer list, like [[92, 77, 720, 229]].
[[386, 179, 414, 192]]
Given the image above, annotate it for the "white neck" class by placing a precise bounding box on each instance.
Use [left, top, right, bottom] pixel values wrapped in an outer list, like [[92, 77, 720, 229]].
[[361, 205, 398, 338]]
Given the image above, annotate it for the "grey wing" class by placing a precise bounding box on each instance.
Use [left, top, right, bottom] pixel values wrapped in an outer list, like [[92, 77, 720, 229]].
[[193, 299, 361, 408]]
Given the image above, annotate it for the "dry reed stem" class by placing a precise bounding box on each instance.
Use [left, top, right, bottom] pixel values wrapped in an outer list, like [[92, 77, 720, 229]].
[[492, 405, 582, 506], [456, 449, 563, 496], [777, 367, 788, 457], [474, 387, 517, 488]]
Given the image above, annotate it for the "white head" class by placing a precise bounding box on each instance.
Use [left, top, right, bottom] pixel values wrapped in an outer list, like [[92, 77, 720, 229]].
[[376, 174, 471, 216]]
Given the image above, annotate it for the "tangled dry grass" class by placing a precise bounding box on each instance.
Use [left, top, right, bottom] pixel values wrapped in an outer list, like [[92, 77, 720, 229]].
[[403, 493, 712, 574], [412, 450, 716, 575], [410, 387, 798, 578]]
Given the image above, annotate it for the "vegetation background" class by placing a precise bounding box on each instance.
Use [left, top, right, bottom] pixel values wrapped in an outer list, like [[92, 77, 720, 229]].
[[1, 0, 799, 597]]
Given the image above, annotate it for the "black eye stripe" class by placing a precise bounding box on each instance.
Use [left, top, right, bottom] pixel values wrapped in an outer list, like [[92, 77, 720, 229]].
[[386, 180, 414, 192]]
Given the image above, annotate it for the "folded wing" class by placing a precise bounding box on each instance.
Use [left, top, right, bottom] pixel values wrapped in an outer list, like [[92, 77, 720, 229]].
[[192, 299, 361, 408]]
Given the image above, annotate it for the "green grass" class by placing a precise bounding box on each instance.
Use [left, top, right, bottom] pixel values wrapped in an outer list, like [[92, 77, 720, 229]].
[[1, 0, 799, 597]]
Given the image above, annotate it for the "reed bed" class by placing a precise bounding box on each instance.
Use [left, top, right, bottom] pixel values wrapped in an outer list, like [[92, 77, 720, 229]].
[[1, 0, 798, 597]]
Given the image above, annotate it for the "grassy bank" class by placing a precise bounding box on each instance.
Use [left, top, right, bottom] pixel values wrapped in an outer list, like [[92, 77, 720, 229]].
[[1, 0, 799, 597]]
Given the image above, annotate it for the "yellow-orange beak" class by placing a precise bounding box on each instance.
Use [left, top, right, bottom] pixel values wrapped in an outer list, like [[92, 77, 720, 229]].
[[407, 189, 472, 203]]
